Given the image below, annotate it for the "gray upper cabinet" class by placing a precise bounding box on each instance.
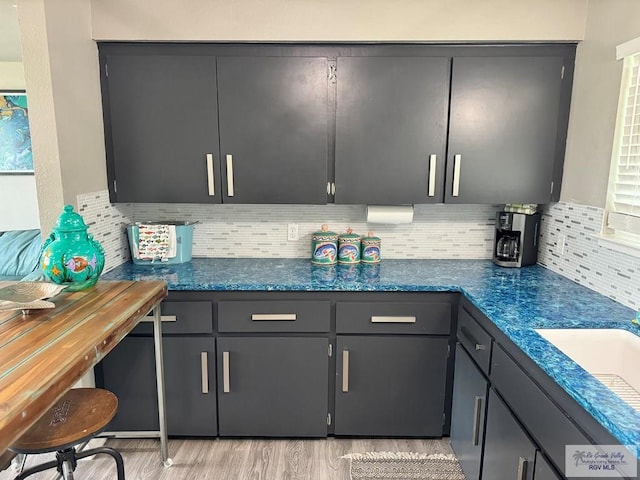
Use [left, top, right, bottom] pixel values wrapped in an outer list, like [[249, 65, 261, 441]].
[[101, 47, 221, 203], [445, 56, 567, 204], [334, 57, 450, 204], [99, 44, 575, 205], [217, 56, 329, 204]]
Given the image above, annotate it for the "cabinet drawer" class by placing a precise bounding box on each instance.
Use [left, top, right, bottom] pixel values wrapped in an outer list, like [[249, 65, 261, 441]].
[[457, 306, 492, 374], [491, 345, 591, 476], [132, 301, 213, 335], [218, 301, 330, 333], [336, 302, 450, 334]]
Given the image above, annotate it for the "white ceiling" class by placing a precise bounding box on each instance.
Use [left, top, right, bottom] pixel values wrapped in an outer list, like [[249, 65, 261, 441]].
[[0, 0, 22, 61]]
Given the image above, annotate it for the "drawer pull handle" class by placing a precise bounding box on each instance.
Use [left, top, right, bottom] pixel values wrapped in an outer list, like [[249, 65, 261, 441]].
[[251, 314, 297, 321], [201, 352, 209, 394], [141, 315, 177, 323], [342, 350, 350, 393], [226, 154, 235, 197], [370, 316, 416, 324], [206, 153, 215, 196], [460, 325, 486, 351], [428, 154, 437, 197], [222, 351, 230, 393], [516, 457, 529, 480], [472, 395, 483, 446]]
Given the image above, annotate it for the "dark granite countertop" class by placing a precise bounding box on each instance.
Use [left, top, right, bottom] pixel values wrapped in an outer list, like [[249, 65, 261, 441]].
[[103, 258, 640, 449]]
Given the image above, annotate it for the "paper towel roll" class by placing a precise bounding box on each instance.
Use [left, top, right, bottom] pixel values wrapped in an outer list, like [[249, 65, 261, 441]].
[[366, 205, 414, 224]]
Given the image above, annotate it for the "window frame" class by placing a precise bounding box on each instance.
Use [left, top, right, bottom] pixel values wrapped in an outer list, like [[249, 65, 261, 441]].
[[600, 36, 640, 255]]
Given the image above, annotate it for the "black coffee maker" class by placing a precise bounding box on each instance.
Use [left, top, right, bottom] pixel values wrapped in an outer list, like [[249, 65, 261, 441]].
[[493, 211, 540, 267]]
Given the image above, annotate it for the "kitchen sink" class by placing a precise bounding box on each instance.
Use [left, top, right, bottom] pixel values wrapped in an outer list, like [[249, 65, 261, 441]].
[[535, 328, 640, 412]]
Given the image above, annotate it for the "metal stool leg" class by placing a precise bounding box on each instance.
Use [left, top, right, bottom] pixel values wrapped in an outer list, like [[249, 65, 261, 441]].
[[76, 446, 125, 480], [13, 458, 60, 480]]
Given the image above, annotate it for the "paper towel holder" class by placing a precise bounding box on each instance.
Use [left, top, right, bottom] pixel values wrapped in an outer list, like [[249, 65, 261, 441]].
[[366, 205, 414, 224]]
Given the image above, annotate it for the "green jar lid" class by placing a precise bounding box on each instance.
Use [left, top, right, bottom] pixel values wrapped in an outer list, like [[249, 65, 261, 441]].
[[313, 224, 337, 239], [338, 227, 360, 241], [53, 205, 89, 233], [362, 231, 380, 242]]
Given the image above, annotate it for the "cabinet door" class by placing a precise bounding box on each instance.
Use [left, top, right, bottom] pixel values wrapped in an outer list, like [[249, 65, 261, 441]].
[[335, 57, 450, 204], [163, 337, 217, 436], [334, 336, 448, 436], [446, 56, 564, 204], [103, 49, 221, 203], [216, 337, 329, 437], [99, 336, 217, 436], [217, 56, 329, 204], [482, 390, 536, 480], [450, 344, 488, 480], [534, 452, 564, 480]]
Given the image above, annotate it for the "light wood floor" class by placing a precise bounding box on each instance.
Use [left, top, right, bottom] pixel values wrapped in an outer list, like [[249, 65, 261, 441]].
[[1, 437, 454, 480]]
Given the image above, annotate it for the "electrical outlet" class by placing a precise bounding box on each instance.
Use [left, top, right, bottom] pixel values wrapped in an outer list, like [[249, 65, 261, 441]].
[[287, 223, 299, 241]]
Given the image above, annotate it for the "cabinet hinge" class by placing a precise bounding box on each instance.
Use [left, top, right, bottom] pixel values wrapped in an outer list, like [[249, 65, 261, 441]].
[[328, 61, 337, 84], [113, 180, 117, 193], [328, 343, 333, 357], [561, 65, 565, 80], [327, 413, 332, 426]]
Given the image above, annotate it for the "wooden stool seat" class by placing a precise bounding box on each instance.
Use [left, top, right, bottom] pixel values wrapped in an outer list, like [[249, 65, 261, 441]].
[[11, 388, 118, 454], [8, 388, 124, 479]]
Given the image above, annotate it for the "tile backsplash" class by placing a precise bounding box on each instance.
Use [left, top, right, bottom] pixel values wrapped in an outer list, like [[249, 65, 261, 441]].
[[538, 202, 640, 310], [78, 191, 640, 311], [78, 190, 500, 264]]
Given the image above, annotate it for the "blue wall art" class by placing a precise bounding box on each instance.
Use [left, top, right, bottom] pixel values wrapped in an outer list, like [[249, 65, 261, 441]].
[[0, 92, 32, 173]]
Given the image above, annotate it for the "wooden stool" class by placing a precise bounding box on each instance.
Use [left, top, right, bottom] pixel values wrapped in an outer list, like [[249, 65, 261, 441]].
[[9, 388, 125, 480]]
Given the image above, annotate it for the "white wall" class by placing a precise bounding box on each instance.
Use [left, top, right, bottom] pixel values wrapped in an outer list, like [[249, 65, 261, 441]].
[[561, 0, 640, 208], [0, 62, 26, 89], [17, 0, 106, 233], [0, 175, 40, 230], [0, 60, 40, 230], [90, 0, 587, 42]]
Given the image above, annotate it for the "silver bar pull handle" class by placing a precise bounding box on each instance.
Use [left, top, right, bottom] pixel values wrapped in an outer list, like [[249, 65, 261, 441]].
[[452, 154, 462, 197], [201, 352, 209, 394], [428, 154, 437, 197], [226, 154, 235, 197], [251, 313, 297, 321], [222, 351, 230, 393], [516, 457, 528, 480], [472, 395, 483, 446], [460, 325, 486, 351], [342, 350, 350, 393], [371, 316, 416, 324], [141, 315, 177, 323], [206, 153, 215, 196]]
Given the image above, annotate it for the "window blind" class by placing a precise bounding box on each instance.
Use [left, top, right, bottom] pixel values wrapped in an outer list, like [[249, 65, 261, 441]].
[[607, 52, 640, 237]]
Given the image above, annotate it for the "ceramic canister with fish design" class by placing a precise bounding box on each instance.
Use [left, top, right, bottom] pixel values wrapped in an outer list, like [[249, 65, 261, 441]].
[[311, 224, 338, 265], [361, 231, 381, 264], [338, 227, 361, 264]]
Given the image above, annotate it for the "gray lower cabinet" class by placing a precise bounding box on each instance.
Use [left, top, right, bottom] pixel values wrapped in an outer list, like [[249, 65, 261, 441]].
[[450, 344, 488, 480], [216, 336, 329, 437], [217, 56, 329, 204], [334, 336, 449, 436], [100, 335, 217, 436], [535, 452, 564, 480], [482, 390, 537, 480], [334, 56, 450, 204], [100, 45, 221, 204]]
